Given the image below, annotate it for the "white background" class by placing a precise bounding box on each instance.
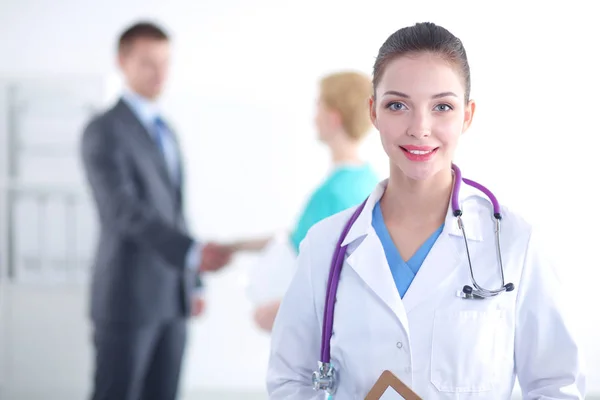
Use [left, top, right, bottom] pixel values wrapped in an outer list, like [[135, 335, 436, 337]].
[[0, 0, 598, 398]]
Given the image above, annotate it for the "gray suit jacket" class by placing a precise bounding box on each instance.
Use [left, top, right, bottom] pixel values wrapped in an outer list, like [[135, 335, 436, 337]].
[[80, 98, 198, 327]]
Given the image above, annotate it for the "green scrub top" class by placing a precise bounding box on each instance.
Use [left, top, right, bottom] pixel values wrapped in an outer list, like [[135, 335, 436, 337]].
[[289, 163, 380, 253]]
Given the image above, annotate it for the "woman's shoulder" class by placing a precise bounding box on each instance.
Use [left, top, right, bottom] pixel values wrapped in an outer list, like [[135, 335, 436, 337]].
[[302, 205, 359, 251]]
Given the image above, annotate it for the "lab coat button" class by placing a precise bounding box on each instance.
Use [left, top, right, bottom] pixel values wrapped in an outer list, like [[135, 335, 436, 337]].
[[396, 341, 403, 349]]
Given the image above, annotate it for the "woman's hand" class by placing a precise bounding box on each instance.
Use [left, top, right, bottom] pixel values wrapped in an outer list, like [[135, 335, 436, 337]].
[[253, 299, 282, 332]]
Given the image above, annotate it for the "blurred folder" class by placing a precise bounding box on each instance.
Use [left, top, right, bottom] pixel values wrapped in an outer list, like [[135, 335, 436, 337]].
[[244, 233, 297, 305]]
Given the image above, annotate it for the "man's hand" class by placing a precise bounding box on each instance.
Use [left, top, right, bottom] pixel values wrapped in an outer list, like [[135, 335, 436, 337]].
[[253, 299, 281, 332], [199, 242, 233, 272], [191, 296, 206, 317]]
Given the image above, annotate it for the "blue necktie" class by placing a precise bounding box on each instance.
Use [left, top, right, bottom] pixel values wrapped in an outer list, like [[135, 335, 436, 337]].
[[152, 116, 167, 153], [152, 116, 180, 186]]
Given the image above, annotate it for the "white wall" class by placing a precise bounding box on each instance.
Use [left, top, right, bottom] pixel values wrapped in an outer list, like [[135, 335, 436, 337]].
[[0, 0, 598, 397]]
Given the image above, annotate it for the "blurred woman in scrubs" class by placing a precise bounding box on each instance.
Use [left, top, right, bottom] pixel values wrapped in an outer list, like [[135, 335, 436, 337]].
[[234, 71, 380, 331]]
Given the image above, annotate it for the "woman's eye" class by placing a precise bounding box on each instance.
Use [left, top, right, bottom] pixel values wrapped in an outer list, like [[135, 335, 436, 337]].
[[387, 102, 406, 111], [434, 104, 453, 112]]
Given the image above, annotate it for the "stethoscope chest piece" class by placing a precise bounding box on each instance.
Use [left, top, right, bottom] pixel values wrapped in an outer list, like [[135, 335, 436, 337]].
[[312, 362, 335, 393], [456, 282, 515, 299]]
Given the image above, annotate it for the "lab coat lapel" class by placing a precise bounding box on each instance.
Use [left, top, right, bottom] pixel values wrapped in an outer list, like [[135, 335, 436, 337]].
[[346, 231, 410, 333], [342, 181, 410, 332]]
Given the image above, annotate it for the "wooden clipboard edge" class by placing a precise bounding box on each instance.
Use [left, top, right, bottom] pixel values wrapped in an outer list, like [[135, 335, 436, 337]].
[[364, 370, 422, 400]]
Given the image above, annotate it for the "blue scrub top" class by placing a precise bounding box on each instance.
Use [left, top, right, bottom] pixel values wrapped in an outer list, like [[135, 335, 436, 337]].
[[372, 201, 444, 298], [290, 164, 379, 253]]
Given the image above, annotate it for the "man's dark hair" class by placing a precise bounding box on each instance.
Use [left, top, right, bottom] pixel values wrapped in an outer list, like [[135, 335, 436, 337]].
[[118, 21, 169, 53]]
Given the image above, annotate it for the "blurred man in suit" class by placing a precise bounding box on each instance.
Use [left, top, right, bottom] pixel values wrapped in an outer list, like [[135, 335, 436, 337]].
[[80, 21, 232, 400]]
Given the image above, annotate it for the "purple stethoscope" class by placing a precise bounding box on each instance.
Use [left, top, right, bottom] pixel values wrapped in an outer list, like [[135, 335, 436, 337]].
[[312, 163, 515, 395]]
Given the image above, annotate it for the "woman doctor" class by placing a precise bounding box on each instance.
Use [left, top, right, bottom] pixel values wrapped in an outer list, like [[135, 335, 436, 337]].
[[266, 22, 586, 399]]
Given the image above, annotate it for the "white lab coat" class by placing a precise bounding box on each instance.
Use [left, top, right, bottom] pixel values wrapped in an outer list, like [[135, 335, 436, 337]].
[[266, 179, 586, 399]]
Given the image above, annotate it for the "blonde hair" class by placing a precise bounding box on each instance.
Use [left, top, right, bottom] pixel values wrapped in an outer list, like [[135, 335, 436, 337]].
[[319, 71, 373, 140]]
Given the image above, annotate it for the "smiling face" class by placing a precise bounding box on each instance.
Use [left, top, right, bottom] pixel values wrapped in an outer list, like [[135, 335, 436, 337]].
[[369, 52, 475, 182]]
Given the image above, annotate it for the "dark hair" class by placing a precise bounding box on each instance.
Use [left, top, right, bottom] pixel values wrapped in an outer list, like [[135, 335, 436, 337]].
[[118, 21, 169, 53], [373, 22, 471, 102]]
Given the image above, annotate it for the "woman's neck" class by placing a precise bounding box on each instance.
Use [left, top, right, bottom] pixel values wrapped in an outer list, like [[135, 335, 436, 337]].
[[380, 165, 453, 228], [328, 134, 362, 165]]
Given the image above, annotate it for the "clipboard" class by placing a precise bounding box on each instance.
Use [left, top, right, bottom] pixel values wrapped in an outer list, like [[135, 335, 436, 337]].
[[364, 370, 422, 400]]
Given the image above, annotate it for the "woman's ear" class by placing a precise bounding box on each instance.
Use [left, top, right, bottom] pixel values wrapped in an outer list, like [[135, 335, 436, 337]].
[[369, 96, 378, 129], [462, 99, 476, 133]]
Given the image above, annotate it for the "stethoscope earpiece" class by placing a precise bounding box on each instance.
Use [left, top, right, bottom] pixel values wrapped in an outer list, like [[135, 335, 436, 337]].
[[504, 282, 515, 292]]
